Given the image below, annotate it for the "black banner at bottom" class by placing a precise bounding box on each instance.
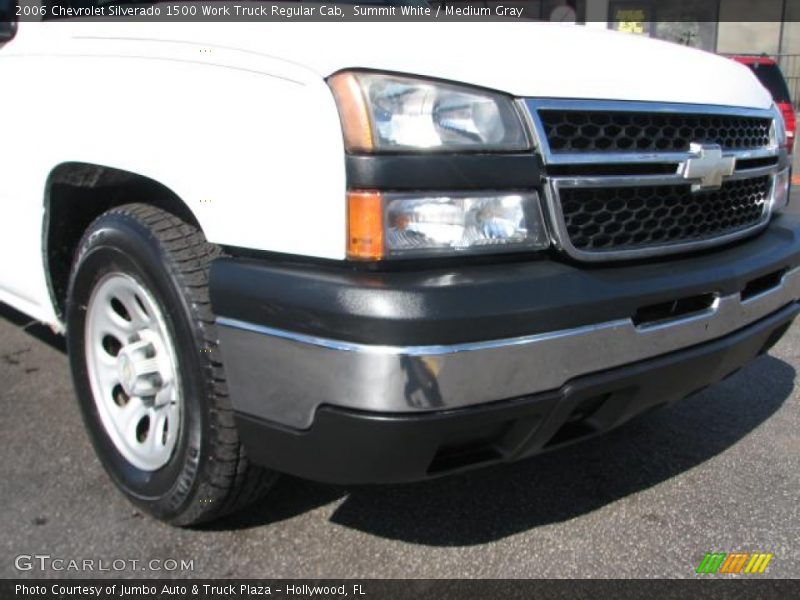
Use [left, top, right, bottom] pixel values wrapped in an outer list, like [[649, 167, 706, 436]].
[[1, 579, 799, 600]]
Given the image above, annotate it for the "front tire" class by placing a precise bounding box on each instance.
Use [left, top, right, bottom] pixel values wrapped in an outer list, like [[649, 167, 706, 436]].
[[66, 203, 276, 525]]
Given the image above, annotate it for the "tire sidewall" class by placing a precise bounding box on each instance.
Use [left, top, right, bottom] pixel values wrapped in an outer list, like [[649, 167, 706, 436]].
[[66, 214, 208, 520]]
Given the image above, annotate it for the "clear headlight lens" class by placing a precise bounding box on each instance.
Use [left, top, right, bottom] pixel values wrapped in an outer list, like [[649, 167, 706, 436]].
[[329, 71, 529, 152], [347, 191, 548, 260]]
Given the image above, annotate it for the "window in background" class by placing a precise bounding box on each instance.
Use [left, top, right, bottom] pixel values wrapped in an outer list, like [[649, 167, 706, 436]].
[[608, 1, 652, 36], [652, 0, 718, 51], [609, 0, 717, 50]]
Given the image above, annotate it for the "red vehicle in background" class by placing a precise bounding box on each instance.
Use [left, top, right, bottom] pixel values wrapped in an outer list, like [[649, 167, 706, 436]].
[[732, 55, 796, 153]]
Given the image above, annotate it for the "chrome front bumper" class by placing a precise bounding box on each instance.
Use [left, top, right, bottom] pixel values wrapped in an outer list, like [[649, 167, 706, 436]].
[[217, 266, 800, 430]]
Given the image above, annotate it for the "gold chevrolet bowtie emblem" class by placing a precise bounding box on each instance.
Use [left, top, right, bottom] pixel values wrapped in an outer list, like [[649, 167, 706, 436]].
[[678, 143, 737, 192]]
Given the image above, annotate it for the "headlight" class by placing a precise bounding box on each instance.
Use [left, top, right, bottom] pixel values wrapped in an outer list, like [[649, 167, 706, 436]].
[[329, 71, 530, 152], [347, 191, 549, 260]]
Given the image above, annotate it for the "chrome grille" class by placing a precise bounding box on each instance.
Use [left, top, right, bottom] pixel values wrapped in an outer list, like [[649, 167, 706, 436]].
[[523, 99, 782, 261], [539, 110, 772, 154], [560, 176, 770, 253]]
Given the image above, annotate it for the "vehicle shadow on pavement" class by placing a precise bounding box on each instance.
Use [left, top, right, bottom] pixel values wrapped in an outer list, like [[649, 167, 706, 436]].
[[321, 355, 795, 545], [210, 352, 795, 543]]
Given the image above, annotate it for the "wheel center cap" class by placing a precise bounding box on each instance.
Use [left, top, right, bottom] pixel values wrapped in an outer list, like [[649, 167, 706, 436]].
[[117, 352, 136, 396], [115, 338, 162, 397]]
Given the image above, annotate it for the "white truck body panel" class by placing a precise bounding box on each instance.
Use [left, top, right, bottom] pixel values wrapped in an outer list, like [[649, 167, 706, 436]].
[[0, 21, 773, 329]]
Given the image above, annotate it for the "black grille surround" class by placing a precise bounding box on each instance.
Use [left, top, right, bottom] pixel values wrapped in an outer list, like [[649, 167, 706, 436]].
[[539, 109, 772, 154], [558, 176, 771, 254]]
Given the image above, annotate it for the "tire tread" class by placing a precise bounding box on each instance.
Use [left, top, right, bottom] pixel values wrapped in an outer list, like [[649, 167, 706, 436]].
[[78, 203, 276, 526]]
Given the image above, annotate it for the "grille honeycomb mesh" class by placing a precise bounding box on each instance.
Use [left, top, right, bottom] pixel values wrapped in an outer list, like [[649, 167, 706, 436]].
[[539, 110, 772, 153], [559, 176, 771, 253]]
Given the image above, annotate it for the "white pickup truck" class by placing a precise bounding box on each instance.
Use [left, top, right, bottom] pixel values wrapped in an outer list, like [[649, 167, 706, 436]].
[[1, 5, 797, 526]]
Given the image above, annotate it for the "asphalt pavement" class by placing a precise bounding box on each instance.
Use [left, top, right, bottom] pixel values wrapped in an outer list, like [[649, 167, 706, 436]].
[[2, 203, 800, 579]]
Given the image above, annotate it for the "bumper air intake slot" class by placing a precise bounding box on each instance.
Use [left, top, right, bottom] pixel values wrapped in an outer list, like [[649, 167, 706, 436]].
[[741, 268, 787, 302], [632, 293, 717, 327], [426, 420, 522, 474]]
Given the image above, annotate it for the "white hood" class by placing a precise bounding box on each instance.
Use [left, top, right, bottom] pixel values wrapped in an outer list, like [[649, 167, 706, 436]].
[[278, 22, 772, 109], [49, 21, 773, 109]]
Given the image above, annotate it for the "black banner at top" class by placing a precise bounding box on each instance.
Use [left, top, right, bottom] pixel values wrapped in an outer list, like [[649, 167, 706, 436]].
[[4, 0, 800, 24]]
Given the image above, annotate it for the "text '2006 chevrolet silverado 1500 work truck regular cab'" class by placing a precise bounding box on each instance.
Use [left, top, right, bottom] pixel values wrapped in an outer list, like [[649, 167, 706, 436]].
[[0, 9, 798, 525]]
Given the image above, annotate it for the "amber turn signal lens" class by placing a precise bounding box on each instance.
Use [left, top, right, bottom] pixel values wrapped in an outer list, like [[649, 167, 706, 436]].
[[329, 72, 374, 152], [347, 191, 384, 260]]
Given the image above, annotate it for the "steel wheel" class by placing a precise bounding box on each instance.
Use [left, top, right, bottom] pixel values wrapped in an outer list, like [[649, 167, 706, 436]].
[[84, 272, 181, 471], [68, 203, 276, 524]]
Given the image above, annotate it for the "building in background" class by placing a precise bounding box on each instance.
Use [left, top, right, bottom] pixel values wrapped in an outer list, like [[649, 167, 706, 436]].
[[583, 0, 800, 105]]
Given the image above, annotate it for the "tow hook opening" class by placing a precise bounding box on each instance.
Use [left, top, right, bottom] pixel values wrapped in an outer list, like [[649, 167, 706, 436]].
[[544, 393, 609, 448], [632, 293, 717, 328]]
